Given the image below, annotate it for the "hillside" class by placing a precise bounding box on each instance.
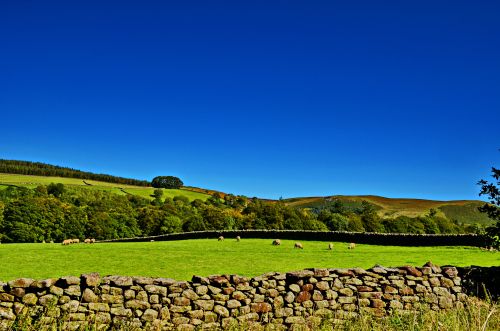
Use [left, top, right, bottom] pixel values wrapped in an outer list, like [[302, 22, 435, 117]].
[[0, 173, 210, 202], [284, 195, 493, 225], [0, 160, 492, 226], [0, 159, 149, 186]]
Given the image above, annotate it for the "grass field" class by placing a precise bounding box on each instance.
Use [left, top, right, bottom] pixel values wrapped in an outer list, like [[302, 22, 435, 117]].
[[0, 173, 210, 201], [0, 239, 498, 282]]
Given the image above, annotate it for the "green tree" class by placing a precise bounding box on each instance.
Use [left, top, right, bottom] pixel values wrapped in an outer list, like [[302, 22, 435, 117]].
[[47, 183, 65, 198], [346, 214, 365, 232], [153, 189, 163, 200], [182, 214, 206, 232], [0, 201, 4, 242], [317, 210, 349, 231], [173, 195, 190, 205], [151, 176, 183, 189], [160, 215, 182, 234], [478, 165, 500, 248]]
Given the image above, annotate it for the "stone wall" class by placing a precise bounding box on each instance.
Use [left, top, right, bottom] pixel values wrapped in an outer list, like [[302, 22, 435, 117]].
[[457, 266, 500, 301], [0, 263, 469, 330], [107, 230, 486, 247]]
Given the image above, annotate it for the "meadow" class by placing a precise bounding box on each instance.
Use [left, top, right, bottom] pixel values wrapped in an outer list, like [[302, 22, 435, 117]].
[[0, 173, 209, 201], [1, 239, 498, 282]]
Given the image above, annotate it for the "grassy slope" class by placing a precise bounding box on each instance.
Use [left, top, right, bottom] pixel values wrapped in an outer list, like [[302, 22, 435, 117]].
[[285, 195, 492, 225], [0, 173, 492, 223], [0, 239, 498, 282], [0, 173, 210, 202]]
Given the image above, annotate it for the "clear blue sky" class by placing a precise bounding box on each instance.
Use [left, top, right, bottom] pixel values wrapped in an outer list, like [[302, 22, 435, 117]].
[[1, 0, 499, 200]]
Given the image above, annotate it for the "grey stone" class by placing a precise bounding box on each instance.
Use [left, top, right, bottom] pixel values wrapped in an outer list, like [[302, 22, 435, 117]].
[[227, 299, 241, 309], [196, 285, 208, 295], [21, 293, 37, 306], [39, 294, 58, 306], [50, 286, 64, 296], [194, 299, 214, 311], [106, 276, 133, 287], [60, 276, 80, 286], [141, 308, 158, 322], [64, 285, 81, 297], [125, 300, 150, 310], [89, 303, 110, 312], [214, 305, 230, 317], [110, 307, 133, 317], [0, 307, 15, 320]]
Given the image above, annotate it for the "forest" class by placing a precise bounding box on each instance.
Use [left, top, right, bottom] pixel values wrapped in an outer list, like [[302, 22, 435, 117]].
[[0, 159, 150, 187], [0, 184, 481, 243]]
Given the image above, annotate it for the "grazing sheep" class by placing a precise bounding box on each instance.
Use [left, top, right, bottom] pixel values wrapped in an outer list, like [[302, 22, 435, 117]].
[[84, 238, 91, 244], [348, 243, 356, 250], [150, 240, 155, 242], [90, 238, 96, 244], [294, 242, 304, 249], [272, 239, 281, 246], [62, 239, 72, 245], [218, 236, 224, 241], [72, 239, 80, 244], [236, 236, 241, 242], [328, 243, 334, 250]]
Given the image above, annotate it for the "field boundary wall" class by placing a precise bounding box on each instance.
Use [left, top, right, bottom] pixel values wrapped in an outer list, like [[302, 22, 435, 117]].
[[102, 230, 486, 246], [1, 264, 498, 330]]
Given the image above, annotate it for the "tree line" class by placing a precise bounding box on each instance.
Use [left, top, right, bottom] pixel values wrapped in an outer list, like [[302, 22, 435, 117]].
[[0, 184, 483, 243], [0, 159, 150, 187]]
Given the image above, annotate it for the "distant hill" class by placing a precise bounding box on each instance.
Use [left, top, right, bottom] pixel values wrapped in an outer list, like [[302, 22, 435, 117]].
[[0, 159, 492, 225], [0, 159, 150, 186], [284, 195, 493, 225]]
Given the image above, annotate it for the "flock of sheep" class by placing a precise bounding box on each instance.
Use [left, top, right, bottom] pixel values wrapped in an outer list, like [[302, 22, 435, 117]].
[[61, 238, 96, 245], [218, 236, 356, 250]]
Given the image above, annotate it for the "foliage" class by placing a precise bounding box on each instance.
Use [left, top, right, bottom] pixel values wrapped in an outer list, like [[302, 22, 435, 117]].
[[151, 176, 184, 189], [0, 159, 150, 186], [0, 183, 482, 243], [478, 166, 500, 248], [153, 189, 163, 200], [3, 297, 500, 331], [47, 182, 65, 197], [336, 298, 500, 331]]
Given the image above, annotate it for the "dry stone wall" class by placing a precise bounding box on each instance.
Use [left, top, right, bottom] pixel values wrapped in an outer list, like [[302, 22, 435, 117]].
[[108, 230, 485, 247], [0, 263, 468, 330]]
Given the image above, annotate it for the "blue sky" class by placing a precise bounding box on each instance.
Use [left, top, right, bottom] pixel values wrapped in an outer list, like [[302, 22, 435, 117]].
[[1, 0, 499, 200]]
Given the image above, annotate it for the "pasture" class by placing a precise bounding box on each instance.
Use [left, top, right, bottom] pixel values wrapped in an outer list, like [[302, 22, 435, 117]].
[[0, 239, 498, 282], [0, 173, 210, 201]]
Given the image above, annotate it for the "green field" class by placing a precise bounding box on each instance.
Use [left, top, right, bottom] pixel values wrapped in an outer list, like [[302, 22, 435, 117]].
[[0, 173, 210, 201], [0, 239, 498, 282]]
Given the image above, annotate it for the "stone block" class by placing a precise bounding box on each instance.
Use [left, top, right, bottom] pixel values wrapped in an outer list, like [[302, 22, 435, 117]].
[[8, 278, 34, 288]]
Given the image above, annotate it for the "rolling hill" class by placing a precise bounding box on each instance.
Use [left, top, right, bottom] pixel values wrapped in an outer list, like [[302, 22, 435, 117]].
[[284, 195, 492, 225], [0, 173, 210, 202], [0, 159, 492, 225]]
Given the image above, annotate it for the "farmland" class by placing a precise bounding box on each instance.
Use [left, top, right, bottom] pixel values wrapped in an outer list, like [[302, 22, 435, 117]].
[[0, 173, 210, 202], [0, 239, 498, 282]]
